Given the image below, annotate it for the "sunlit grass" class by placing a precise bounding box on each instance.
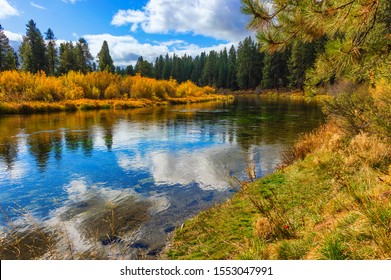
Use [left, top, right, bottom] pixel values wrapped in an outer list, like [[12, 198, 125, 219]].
[[167, 114, 391, 259]]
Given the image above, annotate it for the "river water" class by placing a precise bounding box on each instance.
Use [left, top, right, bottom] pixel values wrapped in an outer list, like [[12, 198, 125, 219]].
[[0, 96, 323, 259]]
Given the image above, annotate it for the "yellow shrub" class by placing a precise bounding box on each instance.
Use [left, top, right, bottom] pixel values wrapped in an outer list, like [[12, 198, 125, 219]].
[[34, 72, 65, 101], [104, 84, 121, 99], [175, 80, 209, 97], [0, 70, 217, 103], [202, 86, 215, 95], [0, 71, 28, 100], [164, 78, 178, 97], [87, 71, 119, 95], [64, 83, 84, 100], [130, 74, 153, 99], [120, 77, 133, 98], [88, 86, 100, 100]]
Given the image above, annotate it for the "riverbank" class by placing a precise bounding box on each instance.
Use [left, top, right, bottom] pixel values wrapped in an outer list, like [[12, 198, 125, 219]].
[[167, 88, 391, 260], [167, 121, 391, 259], [0, 94, 233, 115], [219, 88, 330, 104]]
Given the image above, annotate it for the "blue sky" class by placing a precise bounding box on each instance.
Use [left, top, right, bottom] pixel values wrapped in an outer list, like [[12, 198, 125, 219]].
[[0, 0, 252, 66]]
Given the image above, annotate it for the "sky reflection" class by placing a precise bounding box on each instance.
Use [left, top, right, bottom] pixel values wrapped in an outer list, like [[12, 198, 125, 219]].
[[0, 97, 323, 254]]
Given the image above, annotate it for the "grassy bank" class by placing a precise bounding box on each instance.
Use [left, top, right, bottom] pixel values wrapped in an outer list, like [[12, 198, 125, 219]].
[[0, 94, 233, 115], [167, 85, 391, 260]]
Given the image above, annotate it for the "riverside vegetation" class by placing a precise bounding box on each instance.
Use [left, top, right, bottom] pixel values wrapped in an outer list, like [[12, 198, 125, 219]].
[[0, 70, 231, 114]]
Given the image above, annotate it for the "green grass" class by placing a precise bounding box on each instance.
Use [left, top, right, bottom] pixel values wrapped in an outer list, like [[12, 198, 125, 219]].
[[167, 123, 391, 260]]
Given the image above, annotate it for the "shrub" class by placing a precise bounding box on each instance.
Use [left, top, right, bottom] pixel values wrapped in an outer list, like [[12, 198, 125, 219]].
[[323, 82, 391, 138], [104, 84, 121, 99], [0, 70, 218, 104], [119, 77, 133, 98], [176, 81, 202, 97], [323, 87, 374, 136], [64, 83, 84, 100], [34, 72, 65, 101]]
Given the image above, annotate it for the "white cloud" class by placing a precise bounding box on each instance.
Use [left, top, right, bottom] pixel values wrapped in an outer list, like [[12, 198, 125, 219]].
[[171, 41, 238, 57], [111, 0, 251, 42], [4, 30, 23, 42], [61, 0, 80, 4], [84, 33, 169, 66], [30, 2, 46, 10], [111, 9, 148, 32], [157, 39, 185, 47], [0, 0, 20, 19]]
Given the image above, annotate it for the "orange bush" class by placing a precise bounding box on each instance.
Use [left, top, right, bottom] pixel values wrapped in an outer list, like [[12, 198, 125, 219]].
[[104, 84, 121, 99], [176, 80, 204, 97], [0, 70, 217, 102], [34, 72, 65, 101]]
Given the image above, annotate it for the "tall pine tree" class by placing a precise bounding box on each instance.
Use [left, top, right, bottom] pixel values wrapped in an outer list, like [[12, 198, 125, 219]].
[[19, 20, 47, 73], [237, 37, 263, 90], [45, 28, 58, 76], [58, 42, 75, 75], [0, 25, 17, 71], [74, 38, 93, 74], [97, 40, 114, 73], [227, 45, 238, 90]]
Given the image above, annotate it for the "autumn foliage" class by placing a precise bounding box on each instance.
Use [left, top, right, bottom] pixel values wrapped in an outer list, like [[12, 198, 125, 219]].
[[0, 71, 218, 103]]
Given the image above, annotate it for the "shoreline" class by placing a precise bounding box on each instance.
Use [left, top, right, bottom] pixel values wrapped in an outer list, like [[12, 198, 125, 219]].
[[166, 117, 391, 259], [0, 94, 234, 115]]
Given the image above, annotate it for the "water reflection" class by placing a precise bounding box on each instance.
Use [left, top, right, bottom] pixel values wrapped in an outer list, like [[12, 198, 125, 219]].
[[0, 96, 323, 258]]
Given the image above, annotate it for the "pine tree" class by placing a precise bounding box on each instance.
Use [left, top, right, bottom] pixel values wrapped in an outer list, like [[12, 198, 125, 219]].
[[125, 65, 134, 76], [58, 42, 75, 74], [288, 39, 325, 89], [19, 20, 48, 73], [227, 45, 238, 90], [97, 40, 114, 73], [237, 37, 263, 90], [217, 48, 228, 88], [190, 52, 207, 86], [202, 50, 218, 86], [135, 56, 154, 77], [154, 55, 164, 80], [171, 54, 183, 82], [182, 54, 193, 82], [162, 54, 172, 80], [74, 38, 93, 74], [0, 25, 17, 71], [45, 28, 58, 76], [261, 49, 290, 89], [115, 66, 125, 76]]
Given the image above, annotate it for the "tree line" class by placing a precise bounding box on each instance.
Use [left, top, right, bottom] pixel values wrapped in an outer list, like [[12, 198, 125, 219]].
[[1, 19, 327, 91], [0, 20, 114, 76]]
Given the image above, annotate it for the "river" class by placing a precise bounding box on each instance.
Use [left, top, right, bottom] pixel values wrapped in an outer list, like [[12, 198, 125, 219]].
[[0, 95, 323, 259]]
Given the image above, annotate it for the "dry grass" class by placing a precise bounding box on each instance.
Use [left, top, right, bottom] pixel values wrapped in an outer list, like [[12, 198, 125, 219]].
[[280, 121, 343, 167]]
